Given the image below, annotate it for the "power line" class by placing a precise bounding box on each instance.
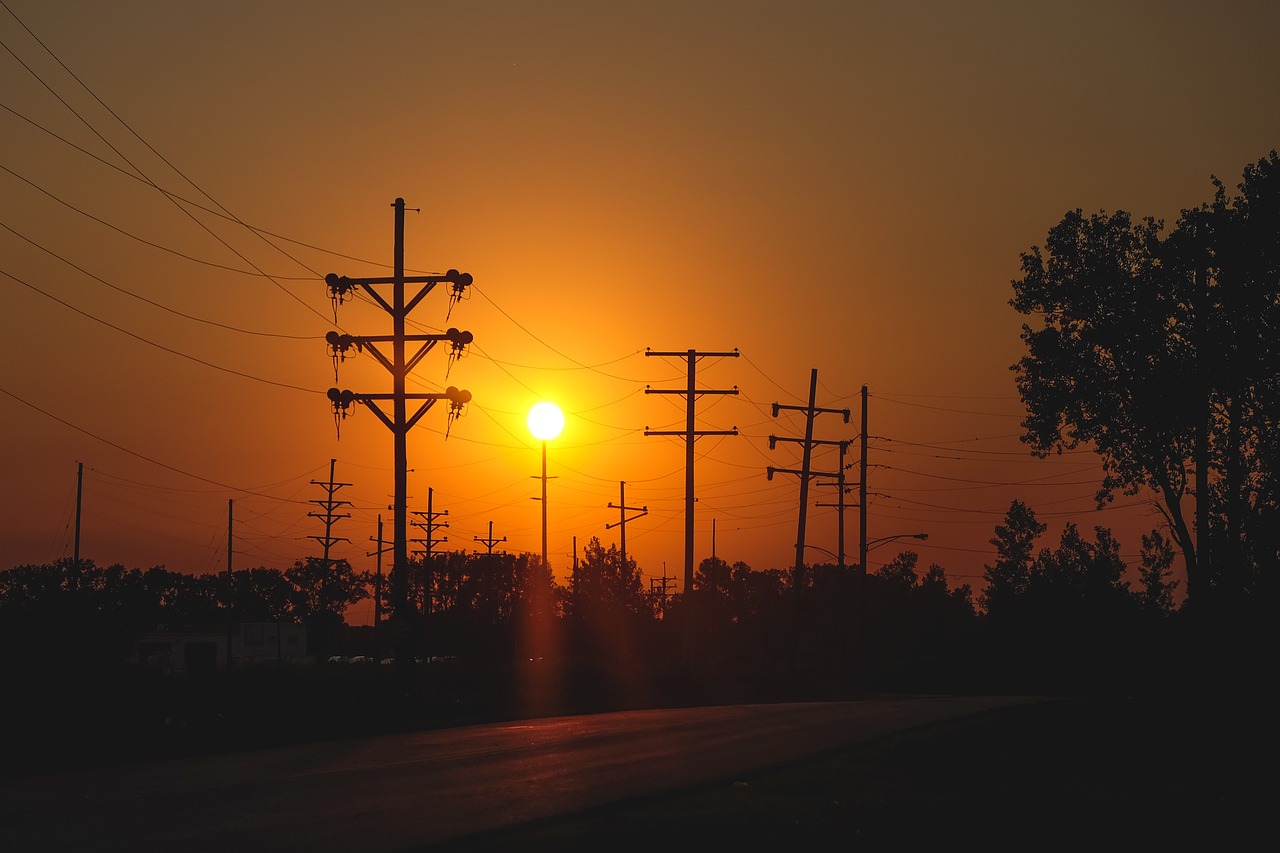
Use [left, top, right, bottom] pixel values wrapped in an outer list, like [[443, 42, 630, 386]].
[[0, 218, 321, 339], [1, 266, 320, 393], [0, 383, 311, 501]]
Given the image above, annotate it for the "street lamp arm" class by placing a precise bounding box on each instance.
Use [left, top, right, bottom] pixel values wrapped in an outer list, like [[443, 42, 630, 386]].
[[865, 532, 928, 552]]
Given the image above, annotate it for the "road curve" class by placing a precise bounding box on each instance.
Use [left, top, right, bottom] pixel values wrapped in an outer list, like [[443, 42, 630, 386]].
[[0, 696, 1027, 852]]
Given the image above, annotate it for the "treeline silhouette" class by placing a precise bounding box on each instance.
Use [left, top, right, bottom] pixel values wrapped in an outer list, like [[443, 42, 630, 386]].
[[1, 502, 1229, 776], [5, 151, 1276, 777]]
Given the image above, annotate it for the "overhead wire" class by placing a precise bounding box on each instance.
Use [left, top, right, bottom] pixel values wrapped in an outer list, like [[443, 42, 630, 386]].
[[0, 3, 335, 325], [1, 266, 320, 394], [0, 218, 322, 339]]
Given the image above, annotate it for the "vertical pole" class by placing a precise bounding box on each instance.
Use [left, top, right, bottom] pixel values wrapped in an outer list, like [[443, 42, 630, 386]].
[[836, 442, 847, 568], [69, 461, 83, 592], [73, 461, 83, 576], [374, 514, 384, 629], [792, 368, 818, 592], [541, 440, 549, 573], [712, 517, 716, 563], [859, 385, 868, 578], [1194, 256, 1210, 604], [227, 498, 234, 668], [425, 488, 434, 616], [684, 349, 696, 594], [322, 458, 336, 564], [619, 481, 628, 571], [391, 198, 411, 667]]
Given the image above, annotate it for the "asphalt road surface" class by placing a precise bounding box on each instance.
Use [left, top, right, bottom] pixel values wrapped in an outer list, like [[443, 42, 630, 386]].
[[0, 696, 1026, 851]]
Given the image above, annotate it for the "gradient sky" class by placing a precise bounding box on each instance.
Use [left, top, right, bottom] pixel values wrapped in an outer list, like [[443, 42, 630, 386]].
[[4, 0, 1279, 620]]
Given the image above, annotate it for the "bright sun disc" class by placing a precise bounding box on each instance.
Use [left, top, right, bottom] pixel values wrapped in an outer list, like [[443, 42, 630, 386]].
[[527, 401, 564, 440]]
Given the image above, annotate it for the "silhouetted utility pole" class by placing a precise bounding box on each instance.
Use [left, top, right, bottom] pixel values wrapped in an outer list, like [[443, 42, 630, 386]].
[[569, 536, 580, 608], [859, 385, 869, 579], [71, 461, 83, 591], [308, 458, 352, 563], [606, 480, 648, 574], [815, 440, 854, 567], [768, 369, 850, 592], [650, 567, 676, 618], [227, 499, 234, 667], [324, 198, 475, 670], [473, 520, 506, 555], [366, 512, 389, 655], [411, 487, 449, 615], [644, 347, 739, 596]]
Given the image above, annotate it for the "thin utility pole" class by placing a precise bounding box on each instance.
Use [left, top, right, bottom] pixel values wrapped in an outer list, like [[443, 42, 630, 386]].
[[227, 499, 234, 668], [72, 461, 83, 590], [367, 514, 391, 663], [308, 458, 352, 563], [644, 347, 739, 596], [768, 369, 850, 591], [368, 514, 389, 629], [649, 567, 676, 617], [324, 198, 475, 669], [570, 536, 579, 608], [473, 521, 506, 555], [859, 385, 869, 579], [815, 440, 853, 567], [411, 487, 449, 615], [606, 481, 648, 573]]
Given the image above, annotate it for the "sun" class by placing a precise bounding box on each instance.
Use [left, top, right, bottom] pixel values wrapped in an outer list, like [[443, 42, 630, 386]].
[[527, 401, 565, 441]]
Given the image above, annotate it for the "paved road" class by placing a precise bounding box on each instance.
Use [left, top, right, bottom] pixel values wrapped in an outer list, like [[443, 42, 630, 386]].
[[1, 696, 1026, 852]]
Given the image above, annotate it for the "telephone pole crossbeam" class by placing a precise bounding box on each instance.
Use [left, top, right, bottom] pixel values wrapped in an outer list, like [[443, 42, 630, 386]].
[[769, 369, 853, 591], [644, 347, 740, 597], [323, 198, 475, 670], [605, 480, 649, 574], [473, 520, 507, 555], [308, 459, 353, 561]]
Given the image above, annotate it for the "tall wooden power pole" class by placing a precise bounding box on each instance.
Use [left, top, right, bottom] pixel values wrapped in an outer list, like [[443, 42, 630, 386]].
[[324, 198, 475, 670], [768, 369, 850, 592], [644, 348, 739, 596], [606, 480, 648, 574], [308, 458, 352, 563]]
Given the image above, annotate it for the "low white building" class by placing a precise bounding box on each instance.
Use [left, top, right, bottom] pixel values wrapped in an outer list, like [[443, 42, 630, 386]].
[[133, 622, 309, 673]]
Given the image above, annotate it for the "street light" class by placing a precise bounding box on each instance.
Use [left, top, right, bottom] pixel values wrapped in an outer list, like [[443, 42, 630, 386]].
[[803, 544, 843, 565], [866, 532, 928, 553], [527, 402, 564, 573]]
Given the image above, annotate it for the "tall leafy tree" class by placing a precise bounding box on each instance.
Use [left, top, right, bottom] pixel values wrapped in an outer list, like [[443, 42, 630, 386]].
[[1138, 530, 1180, 615], [981, 500, 1046, 616], [574, 537, 646, 617], [1010, 152, 1280, 609]]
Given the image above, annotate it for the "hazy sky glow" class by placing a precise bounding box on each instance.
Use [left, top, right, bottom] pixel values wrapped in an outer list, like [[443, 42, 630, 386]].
[[4, 1, 1279, 619]]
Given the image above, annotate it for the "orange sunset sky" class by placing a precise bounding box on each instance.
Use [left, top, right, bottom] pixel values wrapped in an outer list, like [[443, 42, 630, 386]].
[[4, 1, 1279, 620]]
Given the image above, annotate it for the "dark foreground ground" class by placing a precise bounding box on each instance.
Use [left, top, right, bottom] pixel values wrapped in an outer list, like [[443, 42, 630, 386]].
[[4, 661, 1274, 849], [429, 694, 1274, 850]]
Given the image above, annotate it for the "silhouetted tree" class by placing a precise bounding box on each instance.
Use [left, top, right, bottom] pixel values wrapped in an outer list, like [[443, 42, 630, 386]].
[[875, 551, 920, 589], [573, 537, 647, 617], [1137, 529, 1180, 615], [285, 557, 368, 658], [694, 555, 732, 600], [227, 567, 295, 622], [1011, 151, 1280, 612], [981, 500, 1046, 617]]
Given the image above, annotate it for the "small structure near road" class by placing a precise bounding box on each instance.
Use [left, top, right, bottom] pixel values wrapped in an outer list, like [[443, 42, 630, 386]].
[[132, 622, 308, 674]]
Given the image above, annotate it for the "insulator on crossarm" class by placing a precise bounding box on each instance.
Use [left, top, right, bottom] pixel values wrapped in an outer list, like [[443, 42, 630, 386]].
[[444, 386, 472, 438], [325, 273, 355, 304], [327, 387, 355, 415], [445, 271, 473, 321], [443, 328, 474, 377]]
